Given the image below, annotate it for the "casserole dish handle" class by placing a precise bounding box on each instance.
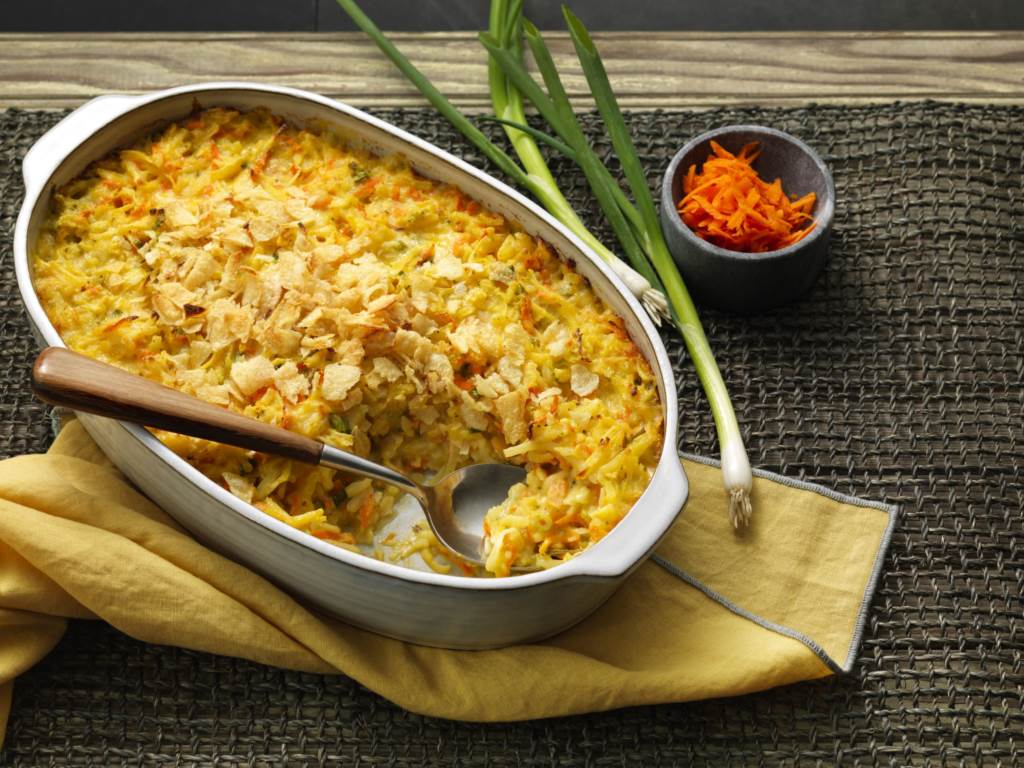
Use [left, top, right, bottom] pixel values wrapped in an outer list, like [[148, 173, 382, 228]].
[[22, 93, 145, 193], [570, 453, 690, 580]]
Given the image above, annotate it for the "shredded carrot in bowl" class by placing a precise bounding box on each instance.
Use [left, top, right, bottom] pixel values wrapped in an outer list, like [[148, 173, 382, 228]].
[[677, 141, 816, 253]]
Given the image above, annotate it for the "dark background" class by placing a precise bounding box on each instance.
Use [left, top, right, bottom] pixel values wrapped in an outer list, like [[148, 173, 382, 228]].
[[3, 0, 1023, 31]]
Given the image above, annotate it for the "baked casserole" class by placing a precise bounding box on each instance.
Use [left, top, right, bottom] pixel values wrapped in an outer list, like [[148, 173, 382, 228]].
[[31, 107, 663, 577]]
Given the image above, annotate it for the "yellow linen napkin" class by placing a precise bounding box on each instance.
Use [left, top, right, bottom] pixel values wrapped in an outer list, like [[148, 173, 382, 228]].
[[0, 418, 894, 738]]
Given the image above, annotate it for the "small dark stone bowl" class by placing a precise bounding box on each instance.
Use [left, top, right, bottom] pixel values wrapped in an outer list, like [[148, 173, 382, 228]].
[[660, 125, 834, 313]]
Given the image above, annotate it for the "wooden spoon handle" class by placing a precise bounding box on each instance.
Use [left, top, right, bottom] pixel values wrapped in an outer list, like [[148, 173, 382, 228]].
[[31, 347, 323, 465]]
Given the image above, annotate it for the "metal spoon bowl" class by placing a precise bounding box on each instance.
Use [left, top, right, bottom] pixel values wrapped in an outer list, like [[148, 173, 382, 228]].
[[318, 445, 526, 565], [31, 347, 526, 566]]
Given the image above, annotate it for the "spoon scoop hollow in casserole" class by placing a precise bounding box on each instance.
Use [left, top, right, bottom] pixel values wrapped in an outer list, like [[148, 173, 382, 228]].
[[30, 346, 526, 567]]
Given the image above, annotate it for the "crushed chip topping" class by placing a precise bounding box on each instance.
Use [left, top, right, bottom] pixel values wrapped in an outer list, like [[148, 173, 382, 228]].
[[322, 363, 362, 402], [230, 355, 275, 396], [273, 361, 310, 404], [570, 364, 600, 397]]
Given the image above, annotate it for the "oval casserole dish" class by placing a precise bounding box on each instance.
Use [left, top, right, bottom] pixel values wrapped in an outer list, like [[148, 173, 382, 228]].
[[14, 83, 688, 649]]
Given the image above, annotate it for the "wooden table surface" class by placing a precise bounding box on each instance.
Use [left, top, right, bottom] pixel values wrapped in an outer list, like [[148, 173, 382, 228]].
[[1, 31, 1022, 109]]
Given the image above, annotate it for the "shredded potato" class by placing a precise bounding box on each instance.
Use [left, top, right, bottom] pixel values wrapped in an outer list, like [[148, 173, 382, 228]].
[[31, 107, 663, 576]]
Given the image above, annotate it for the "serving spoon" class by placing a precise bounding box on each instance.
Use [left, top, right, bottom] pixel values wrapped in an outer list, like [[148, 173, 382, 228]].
[[31, 347, 526, 566]]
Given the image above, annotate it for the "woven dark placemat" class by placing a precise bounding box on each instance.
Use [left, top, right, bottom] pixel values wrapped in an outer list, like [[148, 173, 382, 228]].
[[1, 102, 1022, 767]]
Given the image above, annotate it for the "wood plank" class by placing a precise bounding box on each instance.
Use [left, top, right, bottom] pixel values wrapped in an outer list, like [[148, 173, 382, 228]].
[[0, 31, 1022, 109]]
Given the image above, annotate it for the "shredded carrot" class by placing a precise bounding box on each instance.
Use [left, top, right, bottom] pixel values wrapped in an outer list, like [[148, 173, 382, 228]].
[[355, 176, 380, 198], [520, 297, 536, 334], [357, 494, 375, 530], [313, 529, 355, 544], [677, 141, 816, 253]]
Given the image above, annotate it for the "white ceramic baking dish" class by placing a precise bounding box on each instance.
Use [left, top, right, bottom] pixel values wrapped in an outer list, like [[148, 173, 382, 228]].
[[14, 82, 687, 649]]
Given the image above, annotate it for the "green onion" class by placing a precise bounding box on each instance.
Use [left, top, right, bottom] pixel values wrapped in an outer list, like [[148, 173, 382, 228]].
[[517, 22, 648, 246], [562, 6, 752, 525], [477, 115, 577, 161], [335, 0, 669, 324]]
